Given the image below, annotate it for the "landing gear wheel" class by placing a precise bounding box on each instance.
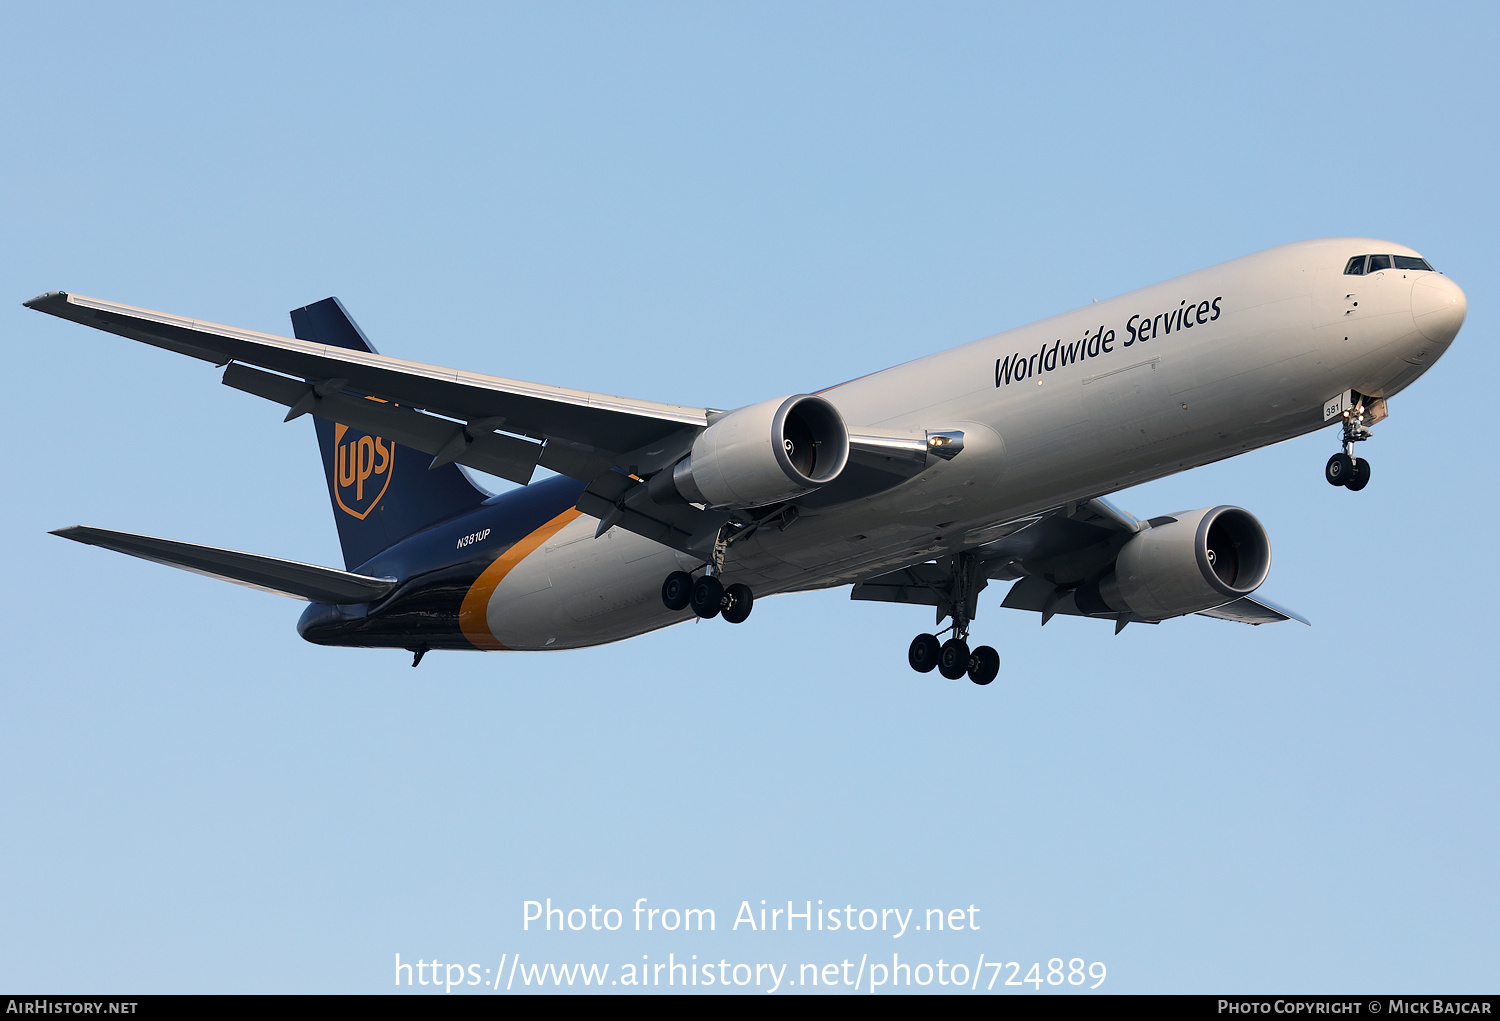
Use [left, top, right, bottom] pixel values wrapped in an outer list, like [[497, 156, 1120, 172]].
[[721, 583, 754, 624], [967, 645, 1000, 686], [938, 638, 971, 680], [1346, 457, 1371, 491], [908, 633, 940, 673], [1325, 453, 1354, 487], [689, 576, 724, 619], [661, 571, 693, 611]]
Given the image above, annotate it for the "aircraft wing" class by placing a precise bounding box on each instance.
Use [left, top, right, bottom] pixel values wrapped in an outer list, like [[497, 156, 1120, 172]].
[[1195, 595, 1309, 625], [27, 291, 965, 560], [24, 291, 710, 484], [854, 497, 1308, 627], [52, 526, 397, 603]]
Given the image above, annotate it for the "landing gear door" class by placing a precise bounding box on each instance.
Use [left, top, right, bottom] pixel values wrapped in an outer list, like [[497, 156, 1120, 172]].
[[1323, 389, 1352, 423]]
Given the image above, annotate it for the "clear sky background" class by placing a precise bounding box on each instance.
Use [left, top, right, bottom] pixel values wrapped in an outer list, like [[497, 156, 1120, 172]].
[[2, 1, 1495, 995]]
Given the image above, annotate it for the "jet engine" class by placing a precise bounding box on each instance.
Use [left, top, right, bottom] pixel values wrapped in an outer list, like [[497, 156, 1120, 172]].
[[657, 394, 849, 509], [1073, 506, 1272, 621]]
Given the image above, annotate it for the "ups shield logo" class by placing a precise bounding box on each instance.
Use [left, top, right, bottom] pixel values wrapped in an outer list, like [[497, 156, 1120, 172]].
[[333, 422, 394, 519]]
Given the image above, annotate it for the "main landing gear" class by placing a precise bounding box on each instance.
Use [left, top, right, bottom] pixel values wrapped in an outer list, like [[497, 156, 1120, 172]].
[[661, 523, 755, 624], [909, 632, 1000, 685], [906, 551, 1000, 686], [1325, 395, 1376, 491], [661, 571, 755, 624]]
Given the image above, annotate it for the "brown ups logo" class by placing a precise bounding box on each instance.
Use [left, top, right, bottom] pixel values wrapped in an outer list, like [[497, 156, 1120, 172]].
[[333, 422, 394, 519]]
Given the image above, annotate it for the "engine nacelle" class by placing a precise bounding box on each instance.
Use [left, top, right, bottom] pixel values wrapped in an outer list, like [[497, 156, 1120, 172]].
[[665, 394, 849, 509], [1074, 506, 1272, 621]]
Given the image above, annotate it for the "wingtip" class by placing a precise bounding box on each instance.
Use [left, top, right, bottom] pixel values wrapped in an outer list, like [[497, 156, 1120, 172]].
[[24, 290, 68, 310], [1255, 594, 1311, 626]]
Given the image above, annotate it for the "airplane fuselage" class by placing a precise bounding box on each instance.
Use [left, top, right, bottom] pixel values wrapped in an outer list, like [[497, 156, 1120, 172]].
[[296, 238, 1464, 652]]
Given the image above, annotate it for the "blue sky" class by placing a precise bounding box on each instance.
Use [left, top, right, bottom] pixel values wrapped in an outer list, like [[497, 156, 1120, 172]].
[[2, 1, 1495, 994]]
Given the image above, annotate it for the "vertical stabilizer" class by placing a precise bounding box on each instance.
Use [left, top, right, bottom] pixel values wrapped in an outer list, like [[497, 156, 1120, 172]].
[[292, 298, 488, 570]]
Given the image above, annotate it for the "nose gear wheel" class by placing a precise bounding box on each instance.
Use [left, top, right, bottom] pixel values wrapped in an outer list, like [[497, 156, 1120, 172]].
[[1345, 458, 1371, 491], [1325, 453, 1353, 486]]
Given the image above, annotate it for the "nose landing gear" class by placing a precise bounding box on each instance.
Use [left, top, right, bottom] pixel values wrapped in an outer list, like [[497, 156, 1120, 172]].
[[1325, 392, 1381, 491]]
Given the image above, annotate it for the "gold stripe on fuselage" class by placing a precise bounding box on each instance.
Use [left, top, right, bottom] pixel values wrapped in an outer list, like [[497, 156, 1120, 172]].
[[458, 509, 582, 650]]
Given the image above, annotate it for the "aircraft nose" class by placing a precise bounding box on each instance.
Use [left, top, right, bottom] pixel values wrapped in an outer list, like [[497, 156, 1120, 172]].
[[1411, 273, 1467, 343]]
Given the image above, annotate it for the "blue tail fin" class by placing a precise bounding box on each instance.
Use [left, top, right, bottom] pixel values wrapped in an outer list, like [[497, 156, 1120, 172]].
[[291, 298, 488, 571]]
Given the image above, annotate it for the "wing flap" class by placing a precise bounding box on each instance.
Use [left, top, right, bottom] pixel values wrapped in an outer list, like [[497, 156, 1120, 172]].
[[849, 563, 949, 607], [575, 470, 728, 554], [851, 558, 988, 625], [52, 525, 397, 603], [222, 363, 543, 485]]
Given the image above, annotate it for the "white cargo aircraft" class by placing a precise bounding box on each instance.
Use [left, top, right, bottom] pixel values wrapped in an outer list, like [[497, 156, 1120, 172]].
[[32, 238, 1466, 683]]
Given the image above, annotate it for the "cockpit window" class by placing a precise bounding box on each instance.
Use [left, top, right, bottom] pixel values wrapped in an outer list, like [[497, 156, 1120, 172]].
[[1344, 253, 1435, 275], [1394, 255, 1434, 271]]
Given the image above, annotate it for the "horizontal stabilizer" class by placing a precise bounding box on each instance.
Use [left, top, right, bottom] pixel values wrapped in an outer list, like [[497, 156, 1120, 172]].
[[51, 526, 397, 603]]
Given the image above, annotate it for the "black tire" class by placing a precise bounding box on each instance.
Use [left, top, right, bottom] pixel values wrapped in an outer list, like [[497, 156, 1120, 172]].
[[721, 583, 754, 624], [968, 645, 1000, 686], [1346, 457, 1371, 491], [1326, 453, 1353, 487], [689, 575, 724, 619], [938, 638, 970, 680], [908, 633, 940, 673], [661, 571, 693, 611]]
